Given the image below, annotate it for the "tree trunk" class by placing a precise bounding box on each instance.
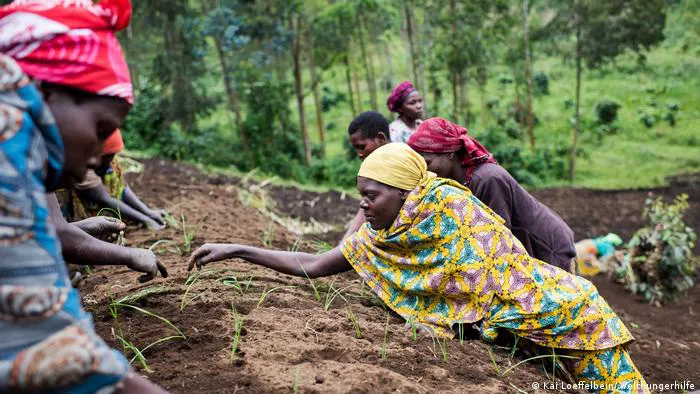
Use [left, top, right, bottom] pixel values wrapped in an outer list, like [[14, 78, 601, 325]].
[[382, 38, 394, 89], [523, 0, 536, 151], [451, 72, 460, 121], [477, 65, 488, 128], [459, 72, 470, 126], [214, 37, 249, 156], [351, 41, 363, 110], [570, 11, 582, 181], [356, 12, 378, 111], [404, 2, 420, 85], [343, 54, 357, 116], [515, 76, 524, 142], [290, 14, 311, 165], [306, 30, 325, 157]]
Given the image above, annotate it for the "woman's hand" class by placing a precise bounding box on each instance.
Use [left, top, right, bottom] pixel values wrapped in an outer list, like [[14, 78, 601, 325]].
[[148, 209, 167, 226], [126, 249, 169, 283], [74, 216, 126, 241], [188, 243, 238, 271], [143, 218, 166, 231]]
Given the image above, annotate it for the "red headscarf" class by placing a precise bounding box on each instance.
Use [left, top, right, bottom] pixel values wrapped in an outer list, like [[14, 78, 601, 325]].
[[102, 128, 124, 155], [387, 80, 415, 113], [0, 0, 133, 104], [407, 118, 497, 184]]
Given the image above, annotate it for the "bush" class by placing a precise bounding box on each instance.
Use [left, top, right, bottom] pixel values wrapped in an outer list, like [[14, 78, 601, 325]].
[[309, 156, 361, 188], [594, 99, 621, 124], [615, 194, 697, 305], [477, 126, 568, 186], [534, 71, 549, 95]]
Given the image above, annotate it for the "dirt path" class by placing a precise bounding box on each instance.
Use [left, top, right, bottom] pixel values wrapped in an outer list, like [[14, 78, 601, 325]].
[[78, 159, 699, 393]]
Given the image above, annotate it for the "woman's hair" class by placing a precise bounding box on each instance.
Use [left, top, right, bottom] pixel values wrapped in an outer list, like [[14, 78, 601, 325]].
[[40, 82, 98, 104], [348, 111, 389, 139]]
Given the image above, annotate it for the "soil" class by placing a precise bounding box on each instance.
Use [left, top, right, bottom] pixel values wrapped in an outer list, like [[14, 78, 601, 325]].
[[79, 158, 700, 393]]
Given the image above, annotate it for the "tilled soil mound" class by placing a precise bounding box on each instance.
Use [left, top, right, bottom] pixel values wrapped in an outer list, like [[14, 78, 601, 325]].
[[79, 159, 699, 393]]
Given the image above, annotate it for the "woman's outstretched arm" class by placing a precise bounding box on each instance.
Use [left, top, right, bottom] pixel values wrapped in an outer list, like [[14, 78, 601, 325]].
[[187, 243, 351, 278]]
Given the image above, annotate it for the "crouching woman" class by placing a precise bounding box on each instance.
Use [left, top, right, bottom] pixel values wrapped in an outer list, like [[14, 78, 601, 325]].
[[189, 143, 648, 393]]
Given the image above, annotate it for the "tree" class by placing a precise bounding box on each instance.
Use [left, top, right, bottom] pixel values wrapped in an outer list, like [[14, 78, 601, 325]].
[[290, 11, 312, 165], [522, 0, 536, 150], [548, 0, 667, 180], [203, 1, 250, 156]]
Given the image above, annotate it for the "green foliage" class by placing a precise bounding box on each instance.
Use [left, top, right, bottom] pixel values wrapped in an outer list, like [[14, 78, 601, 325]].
[[477, 127, 568, 186], [533, 71, 549, 95], [309, 156, 361, 188], [616, 194, 697, 305], [594, 99, 621, 125]]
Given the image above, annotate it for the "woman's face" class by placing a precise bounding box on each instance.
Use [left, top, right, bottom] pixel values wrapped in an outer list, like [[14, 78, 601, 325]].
[[43, 87, 130, 189], [399, 91, 424, 121], [357, 177, 408, 230], [419, 152, 454, 178]]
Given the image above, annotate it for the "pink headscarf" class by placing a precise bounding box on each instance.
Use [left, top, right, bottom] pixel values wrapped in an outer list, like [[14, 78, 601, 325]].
[[387, 80, 416, 113], [407, 118, 497, 184], [0, 0, 133, 104]]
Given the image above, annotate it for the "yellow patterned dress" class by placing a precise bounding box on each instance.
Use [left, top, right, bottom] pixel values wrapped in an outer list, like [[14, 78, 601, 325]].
[[342, 175, 648, 393]]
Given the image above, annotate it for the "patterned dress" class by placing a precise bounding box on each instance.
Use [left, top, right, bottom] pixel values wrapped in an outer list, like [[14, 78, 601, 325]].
[[56, 156, 126, 222], [0, 55, 129, 393], [342, 174, 648, 393]]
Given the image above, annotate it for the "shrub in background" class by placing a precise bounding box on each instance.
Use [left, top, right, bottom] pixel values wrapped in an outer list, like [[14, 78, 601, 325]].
[[615, 194, 697, 305]]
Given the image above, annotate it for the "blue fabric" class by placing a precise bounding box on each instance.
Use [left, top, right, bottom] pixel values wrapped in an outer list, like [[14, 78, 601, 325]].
[[0, 54, 129, 393]]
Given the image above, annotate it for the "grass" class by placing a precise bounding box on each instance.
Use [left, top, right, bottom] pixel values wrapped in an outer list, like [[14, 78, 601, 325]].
[[108, 292, 186, 372], [262, 223, 275, 248], [323, 279, 351, 311], [293, 366, 301, 394], [345, 306, 363, 339], [180, 214, 195, 254], [299, 263, 321, 302], [148, 239, 181, 255], [256, 285, 296, 308], [117, 285, 171, 305], [487, 347, 501, 375], [229, 304, 244, 363], [380, 312, 390, 360]]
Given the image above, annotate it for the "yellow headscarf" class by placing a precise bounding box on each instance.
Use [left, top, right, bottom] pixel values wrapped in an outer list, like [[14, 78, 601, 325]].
[[358, 143, 430, 190]]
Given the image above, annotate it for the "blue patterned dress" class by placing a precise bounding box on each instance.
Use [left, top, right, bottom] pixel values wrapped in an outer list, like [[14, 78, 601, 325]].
[[0, 55, 129, 393]]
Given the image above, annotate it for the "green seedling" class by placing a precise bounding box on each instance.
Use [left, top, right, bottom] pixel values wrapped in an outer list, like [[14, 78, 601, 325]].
[[113, 302, 185, 338], [310, 239, 333, 254], [288, 236, 303, 252], [117, 285, 171, 305], [293, 366, 300, 394], [299, 262, 320, 301], [181, 271, 204, 312], [262, 223, 275, 247], [345, 306, 362, 338], [163, 213, 182, 230], [219, 274, 243, 293], [117, 334, 151, 372], [180, 214, 195, 254], [380, 312, 390, 360], [487, 347, 501, 375], [509, 335, 520, 361], [148, 239, 181, 255], [229, 304, 244, 363], [256, 285, 296, 308], [323, 278, 351, 311], [501, 353, 579, 377]]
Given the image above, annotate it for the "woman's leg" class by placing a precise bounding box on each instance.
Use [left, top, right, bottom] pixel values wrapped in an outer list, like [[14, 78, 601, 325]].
[[562, 345, 649, 394]]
